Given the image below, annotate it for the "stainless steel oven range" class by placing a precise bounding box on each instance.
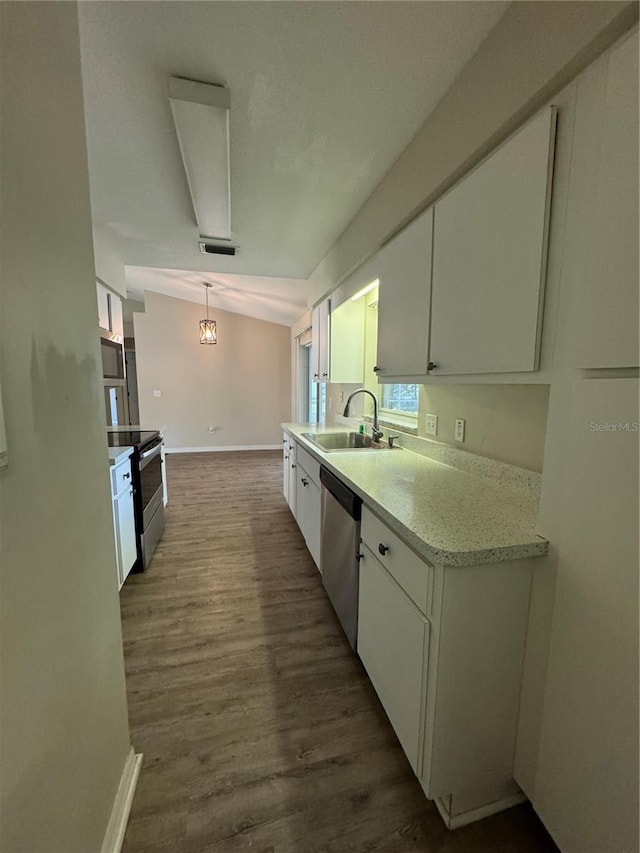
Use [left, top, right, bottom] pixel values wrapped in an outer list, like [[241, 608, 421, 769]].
[[107, 429, 165, 571]]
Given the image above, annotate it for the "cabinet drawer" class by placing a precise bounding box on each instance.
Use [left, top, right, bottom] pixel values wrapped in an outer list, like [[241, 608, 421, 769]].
[[296, 445, 320, 486], [361, 505, 432, 615], [111, 456, 133, 497]]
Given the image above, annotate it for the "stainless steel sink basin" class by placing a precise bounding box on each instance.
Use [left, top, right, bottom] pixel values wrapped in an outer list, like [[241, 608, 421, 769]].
[[301, 431, 393, 452]]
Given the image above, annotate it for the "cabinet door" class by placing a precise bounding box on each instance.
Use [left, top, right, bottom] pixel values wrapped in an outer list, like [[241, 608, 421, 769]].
[[311, 298, 330, 382], [375, 207, 433, 378], [358, 546, 429, 772], [565, 31, 639, 369], [97, 283, 110, 329], [114, 486, 137, 587], [298, 468, 321, 569], [282, 432, 290, 502], [330, 298, 365, 384], [287, 441, 297, 516], [110, 292, 124, 340], [430, 108, 555, 375]]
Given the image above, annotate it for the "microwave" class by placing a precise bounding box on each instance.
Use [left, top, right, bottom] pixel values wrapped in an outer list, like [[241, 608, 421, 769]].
[[100, 330, 125, 379]]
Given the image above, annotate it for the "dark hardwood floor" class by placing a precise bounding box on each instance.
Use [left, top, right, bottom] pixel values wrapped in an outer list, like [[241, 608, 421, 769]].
[[120, 450, 558, 853]]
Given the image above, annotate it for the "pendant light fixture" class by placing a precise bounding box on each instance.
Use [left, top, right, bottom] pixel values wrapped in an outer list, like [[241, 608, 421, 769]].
[[199, 283, 217, 344]]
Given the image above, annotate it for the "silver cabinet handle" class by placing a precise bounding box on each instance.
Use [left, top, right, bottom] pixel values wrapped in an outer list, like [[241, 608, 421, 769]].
[[301, 477, 308, 486], [378, 543, 389, 556], [428, 361, 437, 370], [123, 472, 130, 479]]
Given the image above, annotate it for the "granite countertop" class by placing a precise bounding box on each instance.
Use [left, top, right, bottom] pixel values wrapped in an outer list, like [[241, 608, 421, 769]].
[[282, 423, 548, 568], [108, 446, 133, 466]]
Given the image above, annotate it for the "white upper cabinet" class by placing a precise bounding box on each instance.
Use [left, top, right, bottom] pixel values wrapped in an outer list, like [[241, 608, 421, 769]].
[[330, 297, 365, 384], [311, 298, 330, 382], [564, 30, 639, 369], [97, 281, 124, 340], [97, 283, 110, 330], [430, 108, 556, 375], [375, 207, 433, 378]]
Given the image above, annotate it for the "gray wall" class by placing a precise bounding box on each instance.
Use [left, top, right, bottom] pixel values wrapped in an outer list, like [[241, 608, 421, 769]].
[[0, 4, 132, 852], [135, 292, 291, 449]]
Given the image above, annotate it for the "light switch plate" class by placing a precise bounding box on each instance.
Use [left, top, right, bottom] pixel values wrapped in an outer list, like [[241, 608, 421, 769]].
[[425, 413, 438, 436], [455, 418, 465, 442]]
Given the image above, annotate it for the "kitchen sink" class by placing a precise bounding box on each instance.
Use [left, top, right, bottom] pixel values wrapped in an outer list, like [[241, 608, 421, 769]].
[[301, 431, 394, 452]]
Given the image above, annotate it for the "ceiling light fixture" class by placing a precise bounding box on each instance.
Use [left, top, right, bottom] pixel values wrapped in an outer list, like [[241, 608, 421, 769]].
[[169, 76, 232, 242], [199, 283, 217, 345]]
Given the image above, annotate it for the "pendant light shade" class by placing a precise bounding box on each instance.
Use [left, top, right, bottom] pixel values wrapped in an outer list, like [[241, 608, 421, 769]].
[[199, 283, 217, 344]]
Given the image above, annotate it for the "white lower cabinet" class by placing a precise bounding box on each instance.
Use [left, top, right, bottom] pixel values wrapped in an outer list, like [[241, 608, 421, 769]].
[[283, 433, 321, 569], [114, 486, 137, 587], [296, 466, 321, 569], [282, 431, 290, 504], [286, 439, 297, 515], [110, 454, 137, 589], [358, 546, 429, 772], [359, 505, 533, 829]]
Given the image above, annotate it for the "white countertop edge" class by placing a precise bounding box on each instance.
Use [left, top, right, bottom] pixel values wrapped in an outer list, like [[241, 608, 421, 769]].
[[282, 423, 549, 568], [108, 445, 133, 466]]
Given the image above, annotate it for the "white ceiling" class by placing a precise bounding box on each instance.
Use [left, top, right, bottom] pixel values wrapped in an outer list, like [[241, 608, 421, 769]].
[[125, 266, 309, 327], [78, 1, 508, 321]]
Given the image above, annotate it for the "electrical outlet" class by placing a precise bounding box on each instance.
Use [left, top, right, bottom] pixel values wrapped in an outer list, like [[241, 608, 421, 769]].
[[153, 389, 162, 398], [339, 391, 344, 403], [425, 413, 438, 436], [208, 425, 214, 433], [455, 418, 465, 442]]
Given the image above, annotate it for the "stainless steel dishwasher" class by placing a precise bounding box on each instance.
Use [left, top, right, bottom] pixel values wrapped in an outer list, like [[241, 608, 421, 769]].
[[320, 465, 362, 650]]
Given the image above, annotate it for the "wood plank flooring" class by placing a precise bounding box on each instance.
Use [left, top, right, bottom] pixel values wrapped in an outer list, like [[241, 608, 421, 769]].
[[120, 451, 558, 853]]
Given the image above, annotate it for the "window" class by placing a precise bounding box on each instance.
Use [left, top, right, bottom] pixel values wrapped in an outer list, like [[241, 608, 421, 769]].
[[380, 384, 419, 417]]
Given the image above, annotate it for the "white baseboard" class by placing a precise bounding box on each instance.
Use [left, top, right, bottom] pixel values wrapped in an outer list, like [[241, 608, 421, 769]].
[[434, 792, 527, 830], [100, 748, 143, 853], [164, 445, 281, 453]]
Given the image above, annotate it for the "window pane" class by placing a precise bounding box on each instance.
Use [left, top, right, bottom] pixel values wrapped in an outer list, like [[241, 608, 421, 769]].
[[381, 384, 419, 415]]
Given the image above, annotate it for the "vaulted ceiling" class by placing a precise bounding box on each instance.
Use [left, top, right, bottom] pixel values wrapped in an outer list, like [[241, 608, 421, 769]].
[[78, 1, 507, 323]]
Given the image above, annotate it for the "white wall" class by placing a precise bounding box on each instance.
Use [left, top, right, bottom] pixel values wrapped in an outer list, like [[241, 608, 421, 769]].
[[135, 291, 291, 449], [0, 4, 132, 852]]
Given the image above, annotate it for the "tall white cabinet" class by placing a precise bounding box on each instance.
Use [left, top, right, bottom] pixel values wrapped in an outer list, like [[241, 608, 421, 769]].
[[527, 29, 640, 853], [563, 30, 639, 369]]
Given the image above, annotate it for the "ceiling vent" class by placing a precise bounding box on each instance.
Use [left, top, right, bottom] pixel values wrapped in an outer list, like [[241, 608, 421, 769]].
[[169, 76, 232, 243], [199, 242, 237, 256]]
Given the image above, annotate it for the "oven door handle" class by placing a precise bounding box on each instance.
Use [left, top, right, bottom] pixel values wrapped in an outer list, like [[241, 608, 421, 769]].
[[139, 443, 162, 464]]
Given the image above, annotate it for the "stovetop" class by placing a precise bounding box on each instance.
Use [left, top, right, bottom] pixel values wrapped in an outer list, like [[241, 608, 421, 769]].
[[107, 429, 160, 451]]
